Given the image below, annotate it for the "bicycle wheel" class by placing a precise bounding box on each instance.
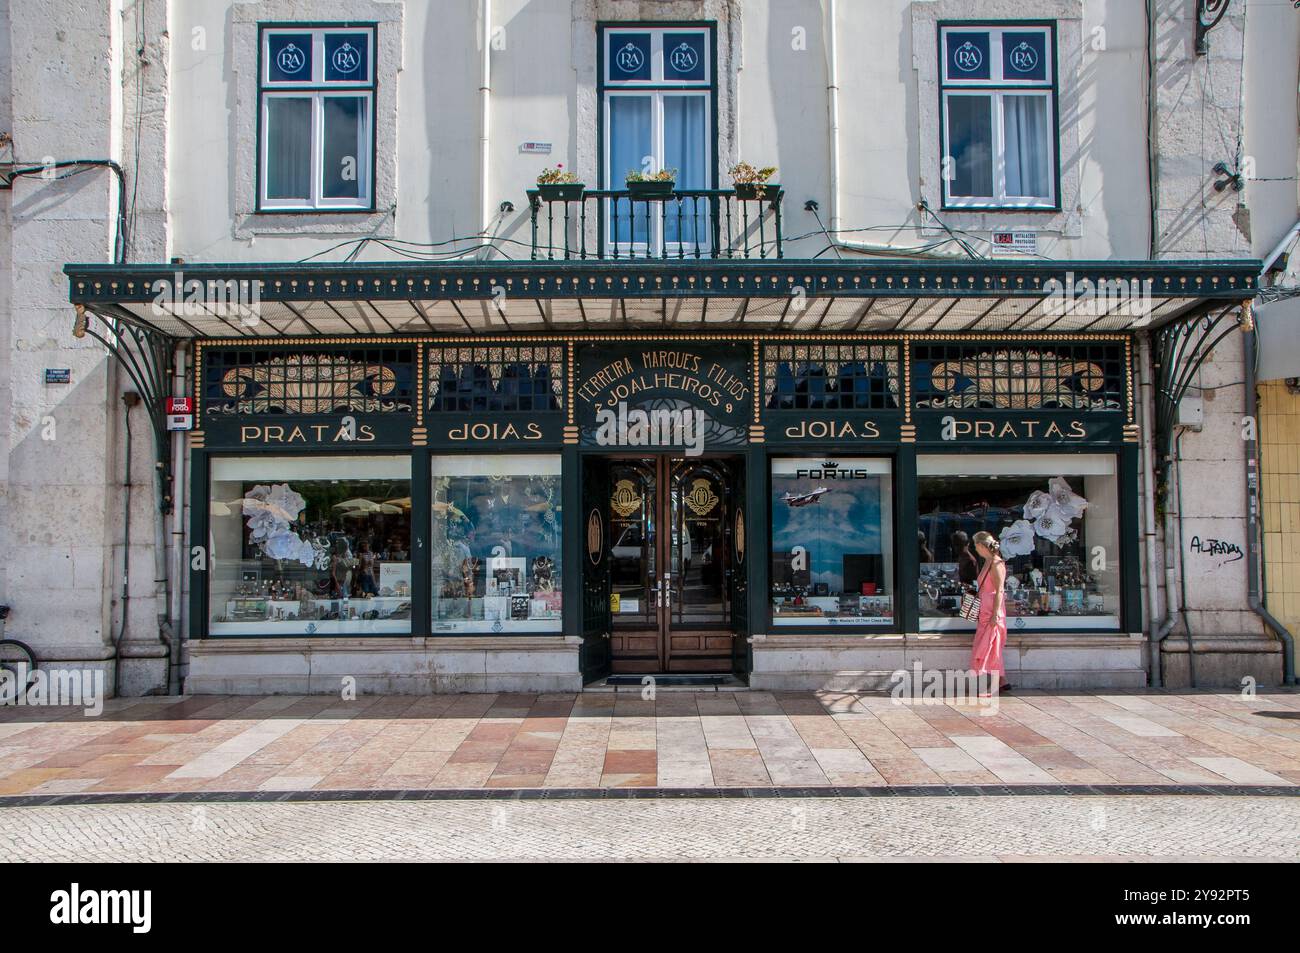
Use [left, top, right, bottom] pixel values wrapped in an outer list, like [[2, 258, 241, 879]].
[[0, 639, 36, 693]]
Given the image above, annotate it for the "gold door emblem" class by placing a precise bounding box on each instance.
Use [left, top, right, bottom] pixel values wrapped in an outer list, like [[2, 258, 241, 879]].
[[609, 479, 642, 518], [735, 507, 746, 564], [684, 478, 720, 517]]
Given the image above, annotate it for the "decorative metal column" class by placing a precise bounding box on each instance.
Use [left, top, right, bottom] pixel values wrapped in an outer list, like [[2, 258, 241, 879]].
[[73, 304, 177, 514]]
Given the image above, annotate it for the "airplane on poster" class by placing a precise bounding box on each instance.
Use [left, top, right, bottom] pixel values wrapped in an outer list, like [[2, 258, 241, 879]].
[[781, 487, 830, 508]]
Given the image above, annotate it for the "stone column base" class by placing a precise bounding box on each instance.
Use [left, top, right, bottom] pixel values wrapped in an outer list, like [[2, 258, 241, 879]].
[[1158, 636, 1283, 688], [114, 639, 171, 697]]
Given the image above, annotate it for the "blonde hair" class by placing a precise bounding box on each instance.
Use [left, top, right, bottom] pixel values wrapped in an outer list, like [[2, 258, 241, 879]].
[[972, 531, 1001, 556]]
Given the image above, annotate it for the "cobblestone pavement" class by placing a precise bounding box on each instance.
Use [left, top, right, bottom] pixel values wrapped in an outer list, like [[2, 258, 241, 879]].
[[0, 689, 1297, 795], [1, 795, 1297, 861]]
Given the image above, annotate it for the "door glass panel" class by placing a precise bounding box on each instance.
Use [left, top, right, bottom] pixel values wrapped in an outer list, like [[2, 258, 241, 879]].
[[609, 461, 656, 628], [673, 461, 729, 626]]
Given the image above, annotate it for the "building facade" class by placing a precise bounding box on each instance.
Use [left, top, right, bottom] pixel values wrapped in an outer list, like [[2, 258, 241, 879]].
[[2, 0, 1298, 694]]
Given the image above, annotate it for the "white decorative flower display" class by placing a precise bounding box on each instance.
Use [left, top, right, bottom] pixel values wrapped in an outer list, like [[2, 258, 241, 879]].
[[1032, 509, 1071, 543], [1005, 477, 1090, 553], [242, 483, 318, 567], [1047, 476, 1088, 520], [1022, 490, 1052, 520], [999, 519, 1037, 558]]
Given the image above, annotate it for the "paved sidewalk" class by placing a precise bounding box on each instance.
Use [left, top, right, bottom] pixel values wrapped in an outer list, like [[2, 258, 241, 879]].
[[0, 689, 1297, 796], [4, 796, 1297, 861]]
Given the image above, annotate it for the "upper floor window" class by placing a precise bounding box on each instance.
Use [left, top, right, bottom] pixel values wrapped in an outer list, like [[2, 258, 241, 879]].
[[258, 25, 376, 211], [939, 23, 1057, 210], [601, 25, 715, 254]]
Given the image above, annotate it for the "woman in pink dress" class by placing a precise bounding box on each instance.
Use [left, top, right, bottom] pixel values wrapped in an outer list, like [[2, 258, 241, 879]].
[[970, 531, 1011, 694]]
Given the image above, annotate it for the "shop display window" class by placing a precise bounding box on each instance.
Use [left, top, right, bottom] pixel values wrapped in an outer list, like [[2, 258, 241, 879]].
[[917, 454, 1121, 631], [431, 455, 563, 633], [208, 456, 412, 635], [770, 457, 894, 626]]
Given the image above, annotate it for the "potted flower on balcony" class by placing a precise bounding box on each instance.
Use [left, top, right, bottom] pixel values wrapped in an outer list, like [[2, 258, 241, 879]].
[[536, 165, 585, 202], [729, 161, 779, 201], [625, 167, 676, 198]]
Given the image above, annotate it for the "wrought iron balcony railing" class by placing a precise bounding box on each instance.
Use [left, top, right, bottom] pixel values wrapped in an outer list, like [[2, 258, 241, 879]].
[[526, 187, 784, 261]]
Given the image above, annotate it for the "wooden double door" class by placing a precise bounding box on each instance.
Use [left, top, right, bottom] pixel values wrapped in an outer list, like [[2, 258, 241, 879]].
[[600, 454, 743, 673]]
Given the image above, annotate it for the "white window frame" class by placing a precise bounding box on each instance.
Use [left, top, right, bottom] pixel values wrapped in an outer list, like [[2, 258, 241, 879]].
[[259, 25, 375, 211], [601, 25, 714, 257], [603, 89, 713, 257], [939, 24, 1057, 211]]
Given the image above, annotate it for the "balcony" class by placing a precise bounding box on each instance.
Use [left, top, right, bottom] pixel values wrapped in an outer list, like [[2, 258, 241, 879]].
[[526, 187, 784, 261]]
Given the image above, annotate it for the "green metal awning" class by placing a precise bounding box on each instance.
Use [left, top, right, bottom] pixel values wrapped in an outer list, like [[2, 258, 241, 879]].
[[66, 258, 1260, 339]]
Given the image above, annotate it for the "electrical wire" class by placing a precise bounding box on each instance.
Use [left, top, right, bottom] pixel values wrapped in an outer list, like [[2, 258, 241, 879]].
[[918, 201, 983, 259], [5, 160, 130, 262]]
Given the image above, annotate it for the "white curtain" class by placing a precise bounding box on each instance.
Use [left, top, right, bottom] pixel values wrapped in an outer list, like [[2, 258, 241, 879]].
[[322, 96, 366, 200], [664, 95, 708, 247], [265, 97, 312, 200], [1003, 95, 1051, 200], [609, 96, 652, 246]]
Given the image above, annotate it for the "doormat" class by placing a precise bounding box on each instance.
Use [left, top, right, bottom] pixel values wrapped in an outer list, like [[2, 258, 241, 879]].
[[603, 675, 729, 686]]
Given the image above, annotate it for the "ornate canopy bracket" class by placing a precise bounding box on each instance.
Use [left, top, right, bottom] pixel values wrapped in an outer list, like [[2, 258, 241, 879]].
[[74, 304, 178, 514], [1196, 0, 1231, 55], [1151, 301, 1250, 495]]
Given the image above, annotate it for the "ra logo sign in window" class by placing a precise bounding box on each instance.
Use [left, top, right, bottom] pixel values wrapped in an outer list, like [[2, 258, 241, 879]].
[[325, 33, 369, 82], [278, 43, 306, 74], [610, 34, 651, 81], [664, 33, 705, 81], [1002, 32, 1046, 81], [616, 43, 644, 72], [333, 43, 360, 74], [946, 32, 990, 80], [268, 33, 312, 82], [669, 43, 697, 73]]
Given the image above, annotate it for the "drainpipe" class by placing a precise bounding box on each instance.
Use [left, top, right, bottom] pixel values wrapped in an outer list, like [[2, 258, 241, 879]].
[[1142, 331, 1181, 685], [478, 0, 492, 259], [826, 0, 841, 235], [152, 437, 174, 696], [1151, 429, 1185, 687], [168, 342, 189, 693], [115, 391, 138, 699], [1150, 392, 1185, 688], [1173, 428, 1197, 687], [1138, 335, 1164, 680]]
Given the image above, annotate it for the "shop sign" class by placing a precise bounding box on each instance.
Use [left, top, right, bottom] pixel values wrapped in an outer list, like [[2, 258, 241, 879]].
[[202, 414, 413, 449], [576, 343, 751, 449], [44, 368, 71, 384], [770, 414, 902, 444], [433, 416, 561, 446], [237, 421, 378, 444], [915, 413, 1123, 445], [166, 397, 193, 415]]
